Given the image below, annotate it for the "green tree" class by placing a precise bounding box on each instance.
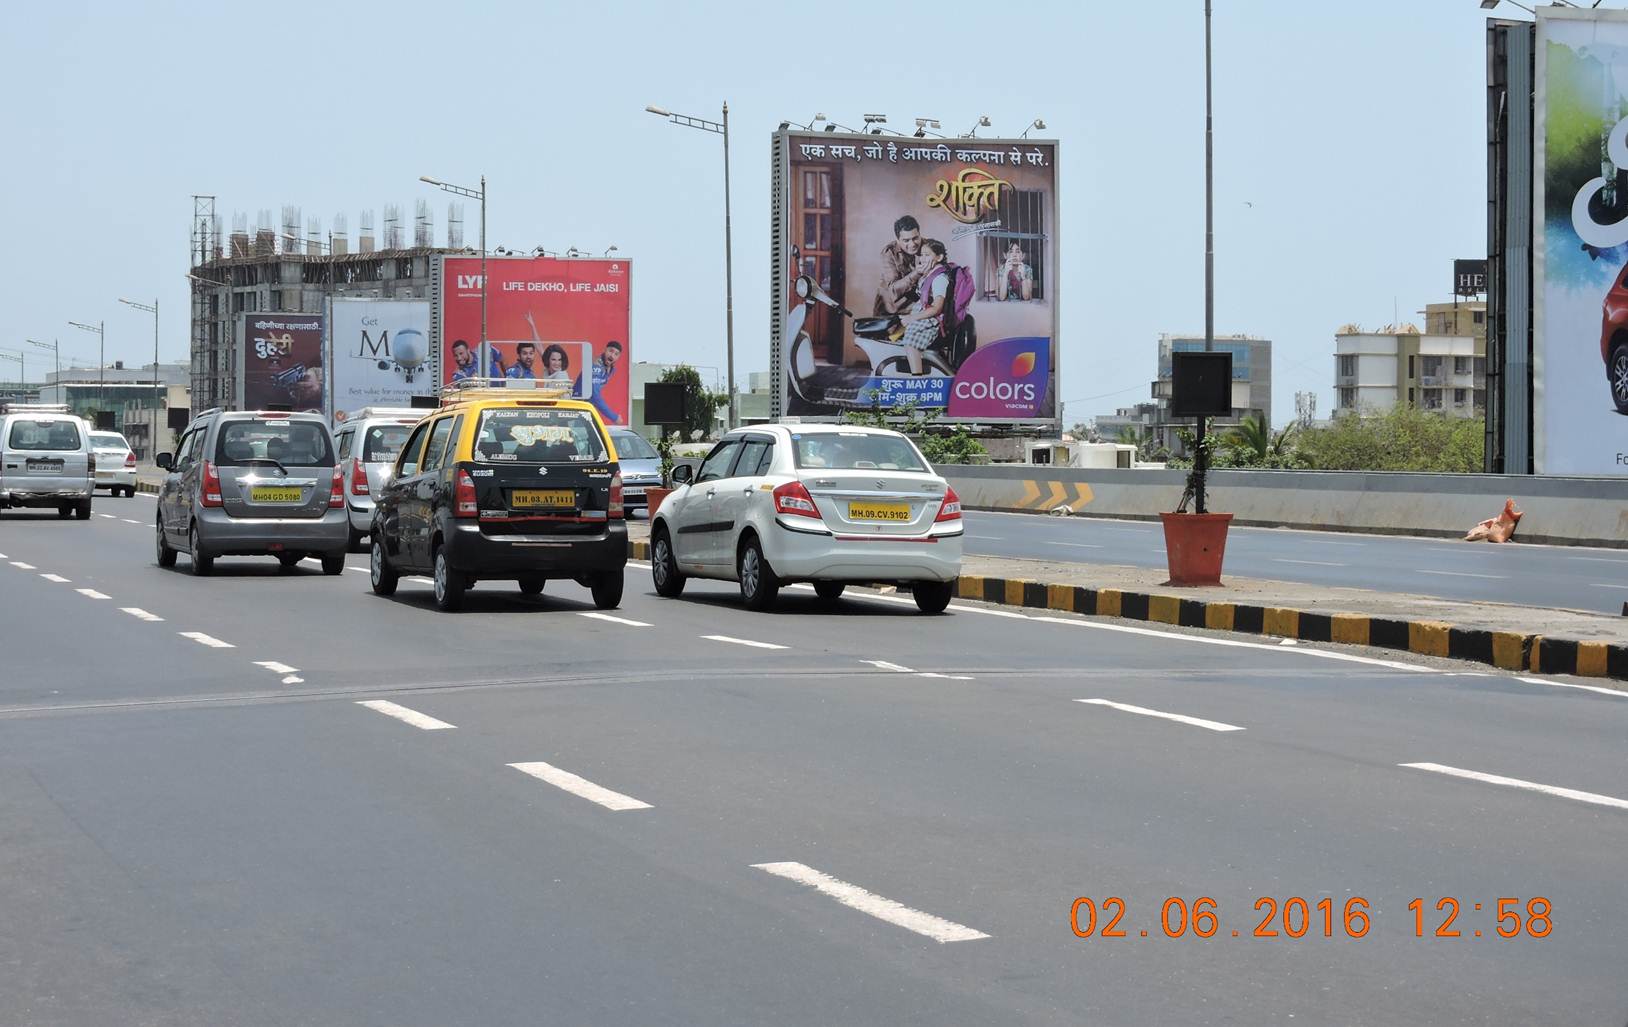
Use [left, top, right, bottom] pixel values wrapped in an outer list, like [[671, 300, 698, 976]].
[[1223, 413, 1299, 468], [1294, 405, 1484, 473], [841, 400, 989, 467], [657, 365, 726, 442]]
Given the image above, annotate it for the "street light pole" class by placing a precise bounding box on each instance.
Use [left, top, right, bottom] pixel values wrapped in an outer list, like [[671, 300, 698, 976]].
[[68, 320, 106, 416], [120, 297, 160, 412], [1197, 0, 1215, 515], [646, 102, 737, 430], [27, 338, 59, 381], [420, 175, 488, 379]]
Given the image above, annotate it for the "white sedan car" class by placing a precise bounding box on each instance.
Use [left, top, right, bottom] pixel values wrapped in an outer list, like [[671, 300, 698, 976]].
[[649, 424, 963, 613], [89, 430, 138, 497]]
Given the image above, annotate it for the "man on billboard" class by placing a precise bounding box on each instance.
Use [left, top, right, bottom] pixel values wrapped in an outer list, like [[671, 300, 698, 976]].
[[507, 342, 539, 380], [450, 339, 477, 383], [582, 341, 624, 424], [874, 215, 927, 315]]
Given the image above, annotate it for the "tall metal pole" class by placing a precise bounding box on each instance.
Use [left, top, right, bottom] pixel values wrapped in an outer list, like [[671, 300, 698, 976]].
[[722, 102, 737, 431], [480, 175, 488, 381], [152, 298, 159, 410], [1197, 0, 1214, 514], [99, 320, 106, 415]]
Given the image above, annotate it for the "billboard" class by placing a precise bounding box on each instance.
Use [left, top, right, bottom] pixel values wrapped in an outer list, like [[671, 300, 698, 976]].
[[241, 313, 324, 415], [773, 130, 1059, 426], [328, 299, 433, 423], [435, 256, 631, 425], [1535, 8, 1628, 475]]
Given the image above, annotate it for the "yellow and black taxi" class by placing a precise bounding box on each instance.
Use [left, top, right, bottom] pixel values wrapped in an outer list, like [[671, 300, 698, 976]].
[[368, 382, 628, 611]]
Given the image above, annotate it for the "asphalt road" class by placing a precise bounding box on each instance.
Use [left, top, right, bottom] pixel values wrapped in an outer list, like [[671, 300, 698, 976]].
[[3, 494, 1627, 1025], [963, 510, 1628, 614]]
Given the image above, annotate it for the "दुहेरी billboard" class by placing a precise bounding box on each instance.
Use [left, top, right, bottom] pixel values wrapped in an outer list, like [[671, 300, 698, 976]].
[[1535, 8, 1628, 475], [328, 299, 433, 423], [241, 313, 325, 415], [774, 130, 1058, 425], [436, 256, 631, 425]]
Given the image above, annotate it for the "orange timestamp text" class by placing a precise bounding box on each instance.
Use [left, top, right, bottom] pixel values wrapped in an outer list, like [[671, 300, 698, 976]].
[[1069, 896, 1553, 940]]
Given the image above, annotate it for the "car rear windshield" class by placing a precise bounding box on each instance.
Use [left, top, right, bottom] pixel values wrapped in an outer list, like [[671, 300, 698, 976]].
[[475, 407, 608, 463], [7, 419, 82, 451], [611, 432, 658, 460], [90, 432, 130, 450], [792, 431, 928, 472], [215, 418, 334, 467], [362, 424, 414, 463]]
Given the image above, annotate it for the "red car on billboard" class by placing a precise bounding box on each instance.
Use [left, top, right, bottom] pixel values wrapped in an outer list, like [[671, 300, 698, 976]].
[[1606, 263, 1628, 414]]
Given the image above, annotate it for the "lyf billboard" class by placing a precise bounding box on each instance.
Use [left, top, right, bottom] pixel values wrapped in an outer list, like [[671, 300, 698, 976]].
[[436, 256, 631, 425], [241, 313, 324, 415], [329, 299, 433, 422], [774, 130, 1059, 425], [1535, 8, 1628, 475]]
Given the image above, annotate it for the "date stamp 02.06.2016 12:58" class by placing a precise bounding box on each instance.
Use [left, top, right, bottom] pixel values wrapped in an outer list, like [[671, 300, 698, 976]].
[[1068, 896, 1553, 941]]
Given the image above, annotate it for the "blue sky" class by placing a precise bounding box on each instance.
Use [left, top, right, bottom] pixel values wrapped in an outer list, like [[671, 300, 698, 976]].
[[0, 0, 1505, 427]]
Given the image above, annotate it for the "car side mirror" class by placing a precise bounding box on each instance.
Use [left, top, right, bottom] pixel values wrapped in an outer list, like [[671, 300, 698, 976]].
[[670, 463, 693, 485], [156, 452, 173, 470]]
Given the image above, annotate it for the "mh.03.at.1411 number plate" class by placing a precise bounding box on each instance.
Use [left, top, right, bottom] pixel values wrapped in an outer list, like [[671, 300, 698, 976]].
[[511, 488, 576, 509], [847, 501, 910, 522], [250, 486, 303, 503]]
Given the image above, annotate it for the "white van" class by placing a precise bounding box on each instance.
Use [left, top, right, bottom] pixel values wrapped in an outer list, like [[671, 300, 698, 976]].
[[0, 404, 95, 519]]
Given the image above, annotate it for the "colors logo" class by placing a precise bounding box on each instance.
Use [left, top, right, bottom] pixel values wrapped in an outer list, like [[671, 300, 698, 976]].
[[946, 337, 1050, 419]]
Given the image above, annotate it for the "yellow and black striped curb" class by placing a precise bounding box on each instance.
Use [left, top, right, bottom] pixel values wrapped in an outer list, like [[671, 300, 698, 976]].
[[946, 573, 1628, 682]]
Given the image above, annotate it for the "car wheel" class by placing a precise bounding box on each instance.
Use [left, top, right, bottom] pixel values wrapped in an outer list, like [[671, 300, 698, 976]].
[[57, 504, 72, 519], [913, 580, 953, 615], [277, 553, 303, 571], [188, 524, 213, 577], [1611, 341, 1628, 415], [369, 537, 398, 596], [518, 574, 545, 596], [155, 517, 177, 568], [432, 545, 465, 612], [74, 499, 92, 520], [347, 526, 367, 553], [320, 552, 345, 576], [738, 536, 779, 611], [651, 528, 686, 598], [590, 572, 624, 610], [814, 581, 846, 603]]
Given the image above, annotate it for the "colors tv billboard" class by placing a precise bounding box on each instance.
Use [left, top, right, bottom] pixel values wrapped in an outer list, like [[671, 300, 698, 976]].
[[240, 313, 324, 415], [435, 256, 631, 426], [772, 130, 1059, 425], [1535, 8, 1628, 475], [328, 299, 433, 423]]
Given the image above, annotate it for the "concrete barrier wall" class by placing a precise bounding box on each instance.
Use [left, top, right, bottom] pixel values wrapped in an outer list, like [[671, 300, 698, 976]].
[[943, 465, 1628, 547]]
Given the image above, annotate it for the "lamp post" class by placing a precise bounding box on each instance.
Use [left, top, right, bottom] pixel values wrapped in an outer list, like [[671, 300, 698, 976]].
[[420, 175, 486, 379], [119, 297, 160, 412], [646, 102, 737, 430], [27, 338, 58, 381], [0, 349, 22, 395], [1196, 0, 1214, 514], [68, 319, 105, 415]]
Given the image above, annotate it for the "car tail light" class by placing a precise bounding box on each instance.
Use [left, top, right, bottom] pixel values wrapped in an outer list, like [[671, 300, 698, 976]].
[[329, 465, 344, 508], [351, 457, 369, 495], [935, 485, 962, 522], [609, 469, 624, 519], [773, 480, 823, 519], [454, 468, 478, 518], [202, 460, 223, 507], [87, 452, 96, 476], [123, 452, 136, 468]]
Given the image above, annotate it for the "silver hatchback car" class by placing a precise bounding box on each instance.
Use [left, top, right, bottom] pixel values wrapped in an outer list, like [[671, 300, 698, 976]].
[[155, 409, 349, 576]]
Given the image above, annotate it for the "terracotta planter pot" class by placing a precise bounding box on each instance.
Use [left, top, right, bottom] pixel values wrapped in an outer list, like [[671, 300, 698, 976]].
[[643, 486, 674, 515], [1159, 511, 1233, 586]]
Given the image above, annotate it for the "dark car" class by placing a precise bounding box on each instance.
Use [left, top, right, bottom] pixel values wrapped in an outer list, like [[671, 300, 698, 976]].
[[1602, 264, 1628, 414], [367, 387, 628, 611]]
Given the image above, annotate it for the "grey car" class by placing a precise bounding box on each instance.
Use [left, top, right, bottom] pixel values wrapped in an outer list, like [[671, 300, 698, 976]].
[[333, 408, 424, 551], [608, 428, 662, 514], [0, 405, 94, 519], [155, 409, 349, 576]]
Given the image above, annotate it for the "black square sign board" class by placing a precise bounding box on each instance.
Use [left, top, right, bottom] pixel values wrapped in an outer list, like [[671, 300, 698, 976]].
[[1170, 351, 1234, 418]]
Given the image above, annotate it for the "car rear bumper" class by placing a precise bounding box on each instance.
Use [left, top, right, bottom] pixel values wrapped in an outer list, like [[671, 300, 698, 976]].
[[2, 484, 93, 506], [347, 498, 376, 532], [444, 520, 628, 578], [765, 521, 963, 583], [196, 508, 350, 555], [95, 469, 137, 489]]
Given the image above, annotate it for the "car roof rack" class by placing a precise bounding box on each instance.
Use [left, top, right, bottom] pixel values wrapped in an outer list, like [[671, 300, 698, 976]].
[[439, 378, 577, 405], [341, 406, 426, 422], [0, 402, 73, 415]]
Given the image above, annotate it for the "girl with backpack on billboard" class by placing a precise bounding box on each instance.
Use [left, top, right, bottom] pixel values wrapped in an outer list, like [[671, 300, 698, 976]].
[[899, 239, 975, 375]]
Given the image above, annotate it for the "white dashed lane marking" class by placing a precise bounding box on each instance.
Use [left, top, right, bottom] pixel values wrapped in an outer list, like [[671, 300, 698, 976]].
[[751, 862, 990, 944], [1075, 698, 1245, 733], [40, 574, 70, 583], [861, 659, 973, 681], [704, 634, 789, 650], [357, 699, 454, 730], [120, 607, 164, 622], [178, 631, 234, 649], [76, 589, 110, 599], [1401, 762, 1628, 811], [10, 562, 37, 570], [508, 761, 652, 811], [578, 612, 653, 627]]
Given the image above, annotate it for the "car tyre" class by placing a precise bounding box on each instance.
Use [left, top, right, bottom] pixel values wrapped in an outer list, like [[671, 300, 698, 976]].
[[74, 499, 92, 520], [519, 574, 545, 596], [813, 581, 846, 603], [738, 536, 780, 611], [278, 553, 303, 571], [321, 552, 345, 576], [590, 572, 624, 609], [1611, 341, 1628, 415], [57, 504, 72, 519], [651, 528, 686, 598], [155, 517, 177, 568], [188, 524, 213, 577], [347, 526, 367, 553], [432, 545, 465, 612], [369, 538, 398, 596], [913, 580, 953, 615]]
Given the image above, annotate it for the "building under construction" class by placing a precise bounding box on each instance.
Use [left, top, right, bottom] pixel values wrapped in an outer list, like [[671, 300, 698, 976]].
[[187, 196, 469, 412]]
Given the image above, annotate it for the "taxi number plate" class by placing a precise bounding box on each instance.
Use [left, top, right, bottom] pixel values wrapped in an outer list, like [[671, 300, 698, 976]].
[[512, 488, 575, 508], [250, 486, 303, 503], [848, 501, 910, 522]]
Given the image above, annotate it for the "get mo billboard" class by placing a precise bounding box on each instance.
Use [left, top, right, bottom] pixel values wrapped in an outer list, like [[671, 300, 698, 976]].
[[328, 298, 432, 423], [772, 130, 1059, 427], [433, 255, 631, 426]]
